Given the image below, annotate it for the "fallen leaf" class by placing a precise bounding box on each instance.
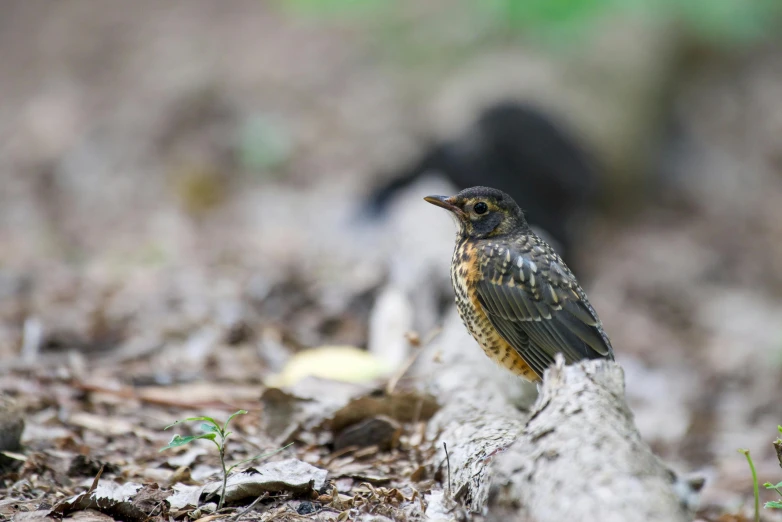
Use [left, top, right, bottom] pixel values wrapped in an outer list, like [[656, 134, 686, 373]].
[[265, 346, 390, 387], [165, 446, 208, 468], [0, 401, 25, 454], [64, 509, 115, 522], [12, 510, 58, 522], [192, 514, 230, 522], [67, 413, 134, 437], [168, 466, 195, 486], [53, 481, 147, 520], [166, 484, 204, 511], [201, 458, 327, 506], [329, 391, 439, 432], [333, 415, 401, 452], [260, 377, 368, 440]]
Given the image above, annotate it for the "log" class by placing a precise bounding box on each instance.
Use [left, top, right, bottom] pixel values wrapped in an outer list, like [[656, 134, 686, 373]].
[[419, 311, 697, 522]]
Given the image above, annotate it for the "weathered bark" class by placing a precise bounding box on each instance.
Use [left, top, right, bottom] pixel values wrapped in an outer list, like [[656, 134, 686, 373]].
[[419, 312, 694, 522]]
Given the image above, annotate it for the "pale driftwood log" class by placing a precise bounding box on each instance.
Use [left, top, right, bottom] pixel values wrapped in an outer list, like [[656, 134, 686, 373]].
[[418, 311, 694, 522]]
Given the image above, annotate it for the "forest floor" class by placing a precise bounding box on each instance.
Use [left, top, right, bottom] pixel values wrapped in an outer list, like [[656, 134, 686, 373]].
[[2, 2, 782, 521]]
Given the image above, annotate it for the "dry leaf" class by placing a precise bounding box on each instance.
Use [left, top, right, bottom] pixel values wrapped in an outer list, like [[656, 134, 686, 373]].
[[265, 346, 390, 387], [199, 459, 327, 507]]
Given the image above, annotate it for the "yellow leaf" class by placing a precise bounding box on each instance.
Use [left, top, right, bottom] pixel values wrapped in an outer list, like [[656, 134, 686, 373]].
[[266, 346, 390, 387]]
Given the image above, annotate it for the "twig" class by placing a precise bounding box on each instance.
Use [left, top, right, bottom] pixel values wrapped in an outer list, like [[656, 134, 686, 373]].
[[148, 499, 167, 518], [443, 442, 452, 498], [411, 394, 425, 426], [71, 381, 259, 411], [88, 464, 105, 493], [386, 327, 441, 395], [231, 492, 268, 521]]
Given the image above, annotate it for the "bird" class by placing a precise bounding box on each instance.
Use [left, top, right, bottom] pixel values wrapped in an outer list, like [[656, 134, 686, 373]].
[[365, 102, 600, 265], [424, 186, 613, 381]]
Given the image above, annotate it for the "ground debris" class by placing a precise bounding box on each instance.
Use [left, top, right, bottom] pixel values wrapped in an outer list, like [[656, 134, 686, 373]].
[[333, 415, 401, 452], [201, 459, 327, 506], [52, 482, 168, 522], [1, 3, 781, 520]]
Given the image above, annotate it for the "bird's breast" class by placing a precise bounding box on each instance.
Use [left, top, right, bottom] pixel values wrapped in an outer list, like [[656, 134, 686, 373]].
[[451, 240, 481, 331], [450, 239, 537, 380]]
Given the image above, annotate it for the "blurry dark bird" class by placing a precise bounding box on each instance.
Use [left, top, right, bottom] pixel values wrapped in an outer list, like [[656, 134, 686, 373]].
[[425, 186, 613, 381], [366, 102, 599, 263]]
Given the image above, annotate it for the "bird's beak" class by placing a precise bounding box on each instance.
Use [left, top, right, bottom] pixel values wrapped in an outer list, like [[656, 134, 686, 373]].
[[424, 195, 465, 216]]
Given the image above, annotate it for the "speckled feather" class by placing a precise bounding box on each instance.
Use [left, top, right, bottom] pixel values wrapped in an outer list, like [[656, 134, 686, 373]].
[[429, 185, 613, 381], [451, 237, 539, 380], [469, 232, 613, 379]]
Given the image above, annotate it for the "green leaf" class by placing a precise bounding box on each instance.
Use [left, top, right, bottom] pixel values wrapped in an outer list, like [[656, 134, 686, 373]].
[[222, 410, 248, 433], [764, 481, 782, 489], [159, 432, 218, 452], [164, 416, 219, 430], [778, 425, 782, 435], [765, 500, 782, 509], [201, 423, 219, 433]]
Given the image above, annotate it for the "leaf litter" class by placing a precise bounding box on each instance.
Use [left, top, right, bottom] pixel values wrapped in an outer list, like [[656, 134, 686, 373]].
[[2, 3, 782, 522]]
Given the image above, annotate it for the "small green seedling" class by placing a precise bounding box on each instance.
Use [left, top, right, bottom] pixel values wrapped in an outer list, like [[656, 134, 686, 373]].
[[739, 449, 761, 522], [775, 425, 782, 470], [763, 481, 782, 509], [766, 425, 782, 510], [740, 425, 782, 521], [161, 410, 290, 510]]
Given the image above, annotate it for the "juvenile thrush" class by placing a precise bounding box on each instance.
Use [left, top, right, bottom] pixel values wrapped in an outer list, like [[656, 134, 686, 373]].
[[425, 186, 613, 381]]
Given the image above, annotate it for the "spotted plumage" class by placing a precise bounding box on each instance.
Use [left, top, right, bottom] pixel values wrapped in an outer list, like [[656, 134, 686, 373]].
[[425, 186, 614, 381]]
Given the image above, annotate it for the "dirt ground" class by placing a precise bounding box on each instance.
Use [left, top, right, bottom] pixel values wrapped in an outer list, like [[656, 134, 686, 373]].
[[2, 2, 782, 521]]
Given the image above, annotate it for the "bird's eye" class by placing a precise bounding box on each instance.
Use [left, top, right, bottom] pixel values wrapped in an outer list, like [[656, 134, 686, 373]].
[[473, 202, 488, 215]]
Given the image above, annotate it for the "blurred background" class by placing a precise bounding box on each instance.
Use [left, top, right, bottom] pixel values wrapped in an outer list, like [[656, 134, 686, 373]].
[[3, 0, 782, 518]]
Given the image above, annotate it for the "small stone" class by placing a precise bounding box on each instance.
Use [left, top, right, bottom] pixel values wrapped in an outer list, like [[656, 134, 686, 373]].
[[296, 501, 318, 515]]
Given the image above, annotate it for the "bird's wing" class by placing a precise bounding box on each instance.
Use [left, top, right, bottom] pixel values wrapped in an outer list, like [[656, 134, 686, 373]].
[[475, 241, 613, 377]]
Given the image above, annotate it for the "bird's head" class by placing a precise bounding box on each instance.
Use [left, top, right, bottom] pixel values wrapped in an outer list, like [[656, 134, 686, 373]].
[[424, 186, 528, 239]]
